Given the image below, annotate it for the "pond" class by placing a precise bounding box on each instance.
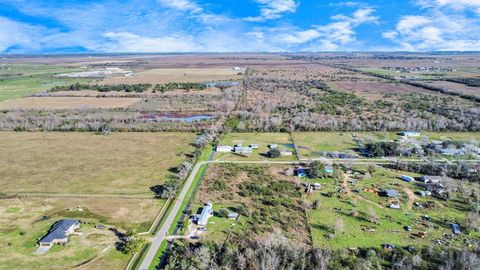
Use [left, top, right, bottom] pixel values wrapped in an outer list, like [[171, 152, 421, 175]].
[[140, 113, 214, 122]]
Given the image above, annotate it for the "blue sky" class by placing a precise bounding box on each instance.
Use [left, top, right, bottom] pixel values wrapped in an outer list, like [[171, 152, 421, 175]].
[[0, 0, 479, 53]]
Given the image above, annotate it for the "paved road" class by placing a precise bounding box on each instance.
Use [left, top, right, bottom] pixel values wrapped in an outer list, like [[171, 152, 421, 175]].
[[139, 157, 479, 269], [139, 160, 209, 270]]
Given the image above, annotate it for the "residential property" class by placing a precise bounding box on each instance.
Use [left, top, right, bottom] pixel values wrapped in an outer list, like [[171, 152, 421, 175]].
[[400, 131, 420, 137], [216, 145, 233, 152], [421, 175, 442, 184], [400, 175, 414, 182], [268, 144, 278, 149], [197, 202, 214, 227], [249, 144, 259, 149], [37, 219, 80, 252]]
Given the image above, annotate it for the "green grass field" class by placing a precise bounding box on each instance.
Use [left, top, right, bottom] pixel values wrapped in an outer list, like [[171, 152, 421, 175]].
[[292, 132, 357, 158], [0, 64, 90, 101], [0, 132, 195, 195], [214, 132, 297, 161], [305, 165, 477, 249]]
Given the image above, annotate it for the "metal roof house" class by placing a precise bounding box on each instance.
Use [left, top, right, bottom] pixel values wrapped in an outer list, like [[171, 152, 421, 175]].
[[216, 145, 234, 152], [38, 219, 80, 250], [382, 189, 399, 198], [197, 202, 213, 227]]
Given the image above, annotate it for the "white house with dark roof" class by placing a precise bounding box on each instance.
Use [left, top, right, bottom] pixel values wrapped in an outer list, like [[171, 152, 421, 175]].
[[37, 219, 80, 253]]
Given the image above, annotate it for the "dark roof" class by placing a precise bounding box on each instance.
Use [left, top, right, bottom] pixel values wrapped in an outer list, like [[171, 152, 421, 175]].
[[39, 219, 79, 244]]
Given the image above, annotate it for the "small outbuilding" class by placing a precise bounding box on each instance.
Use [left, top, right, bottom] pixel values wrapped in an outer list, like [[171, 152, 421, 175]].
[[451, 224, 461, 234], [382, 189, 399, 198], [421, 175, 442, 184], [400, 175, 414, 182], [228, 212, 239, 219], [295, 168, 307, 178]]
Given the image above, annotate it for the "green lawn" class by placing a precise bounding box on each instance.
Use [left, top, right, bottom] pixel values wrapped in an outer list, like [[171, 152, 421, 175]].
[[292, 132, 357, 158]]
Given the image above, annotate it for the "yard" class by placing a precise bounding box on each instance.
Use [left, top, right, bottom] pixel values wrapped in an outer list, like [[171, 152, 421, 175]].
[[0, 197, 162, 270], [214, 132, 297, 161], [0, 132, 195, 195]]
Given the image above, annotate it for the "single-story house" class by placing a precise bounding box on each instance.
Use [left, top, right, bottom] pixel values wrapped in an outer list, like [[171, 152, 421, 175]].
[[382, 189, 399, 198], [451, 224, 461, 234], [295, 168, 307, 177], [197, 202, 213, 227], [400, 131, 420, 137], [400, 175, 414, 182], [249, 144, 259, 149], [418, 190, 426, 197], [234, 146, 253, 154], [38, 219, 80, 249], [421, 175, 442, 184], [216, 145, 233, 152]]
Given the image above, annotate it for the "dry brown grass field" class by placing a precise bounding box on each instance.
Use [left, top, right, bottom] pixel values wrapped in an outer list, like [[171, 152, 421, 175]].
[[0, 132, 195, 195], [0, 97, 141, 110]]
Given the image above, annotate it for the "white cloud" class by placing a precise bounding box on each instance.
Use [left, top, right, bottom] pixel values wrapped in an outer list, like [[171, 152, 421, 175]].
[[245, 0, 298, 21], [384, 5, 480, 51], [157, 0, 202, 12], [418, 0, 480, 9], [255, 8, 378, 51], [102, 32, 200, 52]]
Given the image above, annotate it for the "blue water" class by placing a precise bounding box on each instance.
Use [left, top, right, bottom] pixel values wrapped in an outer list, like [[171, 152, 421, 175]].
[[204, 81, 240, 88], [159, 115, 214, 122]]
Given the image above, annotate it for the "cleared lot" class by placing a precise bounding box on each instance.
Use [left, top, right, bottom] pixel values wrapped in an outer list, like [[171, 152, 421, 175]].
[[0, 132, 195, 195], [101, 68, 242, 84]]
